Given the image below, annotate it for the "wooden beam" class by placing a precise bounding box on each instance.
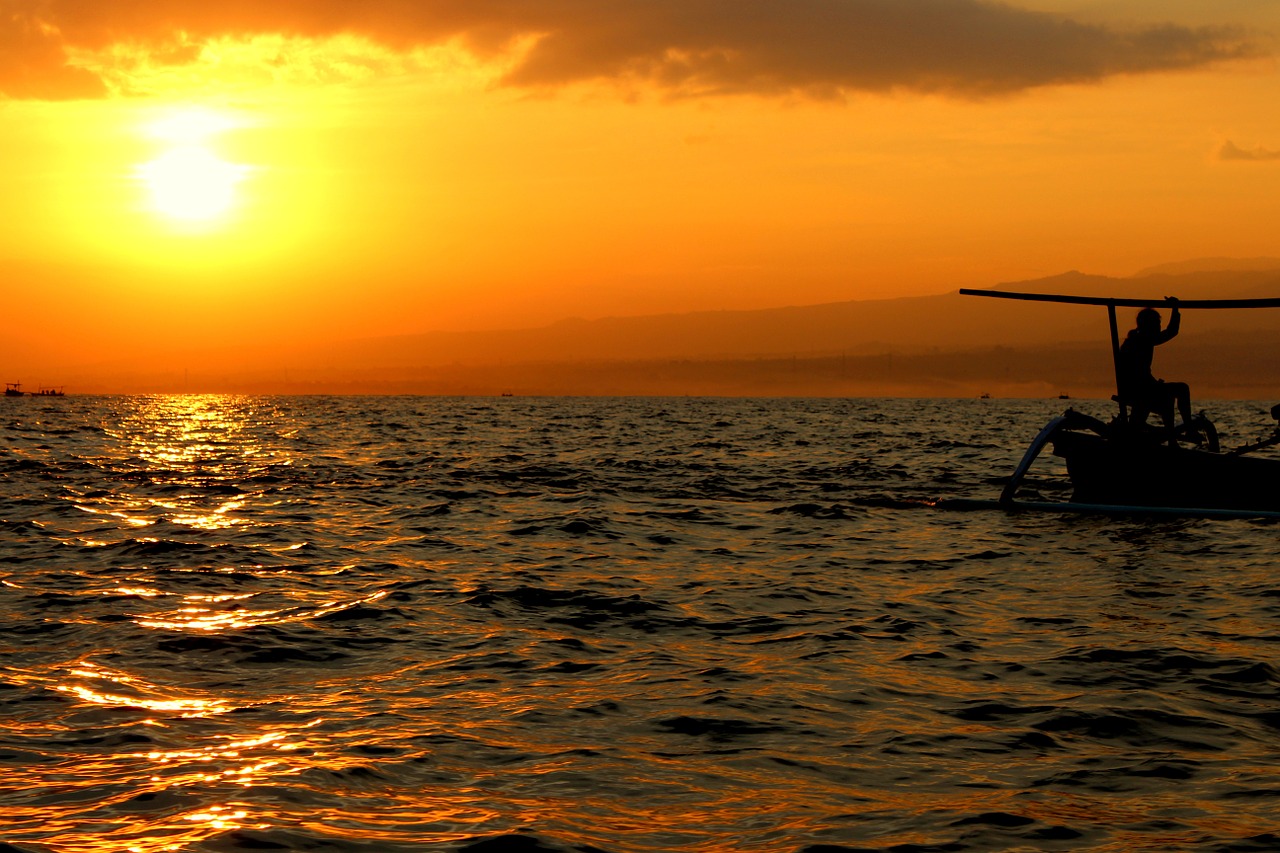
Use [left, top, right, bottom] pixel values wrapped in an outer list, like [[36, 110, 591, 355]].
[[959, 288, 1280, 309]]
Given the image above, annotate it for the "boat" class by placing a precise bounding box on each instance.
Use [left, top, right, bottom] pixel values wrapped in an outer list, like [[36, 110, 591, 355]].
[[952, 288, 1280, 519], [4, 382, 67, 398]]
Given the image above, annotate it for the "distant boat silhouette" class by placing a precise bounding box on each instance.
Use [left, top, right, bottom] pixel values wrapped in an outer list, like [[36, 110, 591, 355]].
[[5, 382, 65, 397]]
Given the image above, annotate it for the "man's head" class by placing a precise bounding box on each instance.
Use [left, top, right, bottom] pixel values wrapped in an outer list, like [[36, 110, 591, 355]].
[[1136, 307, 1162, 333]]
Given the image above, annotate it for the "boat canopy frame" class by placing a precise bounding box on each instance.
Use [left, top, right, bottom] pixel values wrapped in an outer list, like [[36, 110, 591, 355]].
[[959, 289, 1280, 421]]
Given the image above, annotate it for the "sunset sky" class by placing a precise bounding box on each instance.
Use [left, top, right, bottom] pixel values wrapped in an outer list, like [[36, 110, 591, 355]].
[[2, 0, 1279, 380]]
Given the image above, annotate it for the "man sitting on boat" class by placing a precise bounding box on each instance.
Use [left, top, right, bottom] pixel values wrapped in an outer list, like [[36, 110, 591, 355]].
[[1117, 299, 1195, 444]]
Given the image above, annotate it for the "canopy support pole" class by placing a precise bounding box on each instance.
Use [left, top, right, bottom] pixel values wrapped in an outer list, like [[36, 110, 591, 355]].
[[1107, 303, 1126, 421]]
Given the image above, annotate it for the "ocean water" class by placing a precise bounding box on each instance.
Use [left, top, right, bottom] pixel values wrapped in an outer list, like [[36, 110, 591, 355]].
[[3, 394, 1280, 853]]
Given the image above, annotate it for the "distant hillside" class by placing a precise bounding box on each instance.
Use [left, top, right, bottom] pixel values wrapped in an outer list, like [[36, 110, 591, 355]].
[[1133, 257, 1280, 277], [303, 267, 1280, 370]]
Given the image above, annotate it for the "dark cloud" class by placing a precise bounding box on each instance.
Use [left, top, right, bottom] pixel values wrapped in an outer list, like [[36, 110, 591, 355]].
[[1220, 140, 1280, 161], [0, 0, 1265, 100]]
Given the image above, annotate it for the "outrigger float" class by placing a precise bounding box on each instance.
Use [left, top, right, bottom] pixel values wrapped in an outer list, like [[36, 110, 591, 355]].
[[947, 289, 1280, 520]]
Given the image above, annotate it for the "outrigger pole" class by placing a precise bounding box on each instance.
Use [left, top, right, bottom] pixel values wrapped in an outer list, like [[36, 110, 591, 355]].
[[959, 289, 1280, 419]]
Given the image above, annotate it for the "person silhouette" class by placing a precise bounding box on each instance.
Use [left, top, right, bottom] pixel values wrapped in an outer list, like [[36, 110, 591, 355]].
[[1117, 298, 1194, 444]]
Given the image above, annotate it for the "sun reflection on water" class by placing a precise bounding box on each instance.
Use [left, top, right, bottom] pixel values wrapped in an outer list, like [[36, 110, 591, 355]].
[[182, 804, 252, 832], [76, 394, 295, 535], [7, 656, 332, 851], [52, 662, 232, 718], [0, 396, 339, 851]]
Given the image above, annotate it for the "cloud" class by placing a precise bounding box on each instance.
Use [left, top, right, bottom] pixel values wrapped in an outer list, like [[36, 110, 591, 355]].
[[1219, 140, 1280, 161], [1, 0, 1266, 100], [0, 7, 107, 98]]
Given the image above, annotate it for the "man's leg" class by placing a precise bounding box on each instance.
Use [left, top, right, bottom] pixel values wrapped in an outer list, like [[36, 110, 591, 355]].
[[1149, 383, 1178, 444], [1167, 381, 1193, 425]]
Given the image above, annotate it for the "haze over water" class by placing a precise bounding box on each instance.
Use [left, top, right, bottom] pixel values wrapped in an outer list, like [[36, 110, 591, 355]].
[[3, 395, 1280, 852]]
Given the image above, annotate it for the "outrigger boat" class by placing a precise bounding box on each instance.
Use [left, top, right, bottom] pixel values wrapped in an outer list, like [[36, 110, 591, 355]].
[[4, 382, 66, 398], [954, 289, 1280, 519]]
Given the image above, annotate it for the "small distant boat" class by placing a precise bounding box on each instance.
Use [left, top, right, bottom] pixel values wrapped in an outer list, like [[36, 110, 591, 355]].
[[951, 288, 1280, 519], [1057, 393, 1070, 400], [979, 392, 991, 399], [4, 382, 66, 398]]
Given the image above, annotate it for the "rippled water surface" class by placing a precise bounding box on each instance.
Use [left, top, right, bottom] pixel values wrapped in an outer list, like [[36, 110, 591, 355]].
[[3, 395, 1280, 852]]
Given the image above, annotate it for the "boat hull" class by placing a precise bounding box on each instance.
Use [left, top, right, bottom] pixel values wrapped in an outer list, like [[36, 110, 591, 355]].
[[1052, 430, 1280, 512]]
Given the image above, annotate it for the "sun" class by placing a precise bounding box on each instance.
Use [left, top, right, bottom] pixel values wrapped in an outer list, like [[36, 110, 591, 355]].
[[139, 145, 247, 221], [136, 108, 250, 224]]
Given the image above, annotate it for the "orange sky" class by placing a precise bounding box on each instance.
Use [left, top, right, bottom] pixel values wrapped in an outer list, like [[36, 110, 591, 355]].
[[2, 0, 1279, 382]]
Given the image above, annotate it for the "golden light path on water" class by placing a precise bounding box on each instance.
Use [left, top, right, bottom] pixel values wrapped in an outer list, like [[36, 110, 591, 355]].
[[8, 395, 836, 850], [10, 396, 375, 851], [15, 401, 232, 848]]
